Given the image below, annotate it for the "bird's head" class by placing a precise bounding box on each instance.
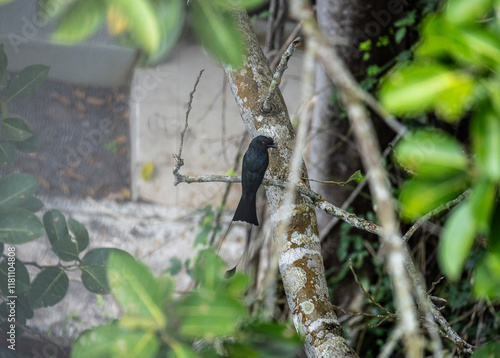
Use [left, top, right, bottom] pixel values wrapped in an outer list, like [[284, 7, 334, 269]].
[[253, 135, 277, 150]]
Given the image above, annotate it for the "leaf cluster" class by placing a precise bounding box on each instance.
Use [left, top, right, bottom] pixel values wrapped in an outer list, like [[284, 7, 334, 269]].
[[35, 0, 267, 67], [379, 0, 500, 298]]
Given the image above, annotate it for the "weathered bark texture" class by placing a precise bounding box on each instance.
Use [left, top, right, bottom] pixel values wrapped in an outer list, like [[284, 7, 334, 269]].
[[223, 9, 358, 358]]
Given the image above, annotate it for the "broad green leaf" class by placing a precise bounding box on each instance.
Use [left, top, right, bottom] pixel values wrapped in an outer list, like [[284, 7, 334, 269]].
[[472, 107, 500, 181], [2, 117, 34, 141], [142, 0, 185, 65], [14, 133, 40, 153], [439, 201, 477, 280], [80, 248, 132, 294], [468, 180, 496, 231], [473, 252, 500, 300], [69, 219, 89, 253], [72, 324, 160, 358], [445, 0, 493, 25], [107, 0, 161, 55], [179, 288, 247, 339], [17, 195, 44, 212], [107, 252, 166, 329], [0, 209, 44, 244], [399, 173, 469, 220], [0, 0, 14, 4], [170, 342, 198, 358], [379, 63, 475, 122], [43, 210, 80, 261], [0, 141, 16, 165], [8, 65, 50, 101], [0, 173, 38, 209], [460, 28, 500, 67], [29, 267, 69, 309], [193, 249, 227, 288], [0, 257, 30, 295], [191, 0, 245, 68], [394, 130, 467, 178], [52, 0, 105, 44]]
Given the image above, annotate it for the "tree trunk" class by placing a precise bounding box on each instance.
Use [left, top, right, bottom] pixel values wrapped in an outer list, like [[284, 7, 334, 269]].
[[223, 9, 358, 358]]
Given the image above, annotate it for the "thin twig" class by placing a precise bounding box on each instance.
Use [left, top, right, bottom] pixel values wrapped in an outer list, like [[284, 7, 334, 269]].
[[269, 21, 303, 72], [262, 37, 302, 113], [349, 259, 394, 316], [172, 69, 204, 181], [402, 190, 470, 243]]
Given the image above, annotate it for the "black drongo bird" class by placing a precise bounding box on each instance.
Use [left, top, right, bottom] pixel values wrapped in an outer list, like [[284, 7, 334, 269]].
[[233, 135, 276, 226]]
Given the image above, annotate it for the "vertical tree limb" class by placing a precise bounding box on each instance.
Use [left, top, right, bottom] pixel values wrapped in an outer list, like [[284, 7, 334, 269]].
[[223, 9, 357, 357], [288, 0, 424, 356]]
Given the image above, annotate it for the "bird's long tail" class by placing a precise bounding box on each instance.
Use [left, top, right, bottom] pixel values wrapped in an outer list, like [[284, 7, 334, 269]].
[[232, 192, 259, 226]]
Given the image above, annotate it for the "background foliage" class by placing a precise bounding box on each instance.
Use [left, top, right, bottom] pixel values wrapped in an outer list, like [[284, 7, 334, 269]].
[[1, 0, 500, 356]]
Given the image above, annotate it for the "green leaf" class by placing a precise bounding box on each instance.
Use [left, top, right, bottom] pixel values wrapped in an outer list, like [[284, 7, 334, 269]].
[[142, 0, 185, 65], [52, 0, 105, 44], [43, 210, 80, 261], [399, 173, 469, 220], [72, 323, 160, 358], [193, 249, 227, 288], [460, 28, 500, 67], [468, 180, 496, 231], [473, 252, 500, 300], [17, 195, 44, 212], [472, 106, 500, 181], [0, 257, 31, 294], [8, 65, 50, 101], [29, 267, 69, 309], [80, 248, 132, 294], [394, 130, 468, 178], [2, 117, 34, 141], [69, 219, 89, 253], [395, 27, 406, 44], [439, 201, 478, 280], [0, 173, 38, 210], [107, 252, 166, 329], [191, 0, 245, 68], [170, 342, 198, 358], [0, 141, 16, 165], [0, 209, 44, 244], [179, 288, 247, 339], [165, 257, 182, 276], [107, 0, 161, 55], [394, 10, 416, 27], [379, 63, 475, 122], [13, 133, 40, 153], [445, 0, 493, 25]]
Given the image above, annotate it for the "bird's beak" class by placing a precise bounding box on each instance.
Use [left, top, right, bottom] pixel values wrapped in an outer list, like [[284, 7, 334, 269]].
[[267, 143, 277, 149]]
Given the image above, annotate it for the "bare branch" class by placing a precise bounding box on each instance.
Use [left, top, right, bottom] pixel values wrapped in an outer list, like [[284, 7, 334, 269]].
[[172, 69, 204, 182], [262, 37, 302, 113], [402, 190, 470, 243]]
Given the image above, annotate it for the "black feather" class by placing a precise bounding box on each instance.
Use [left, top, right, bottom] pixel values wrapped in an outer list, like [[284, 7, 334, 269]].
[[232, 135, 276, 226]]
